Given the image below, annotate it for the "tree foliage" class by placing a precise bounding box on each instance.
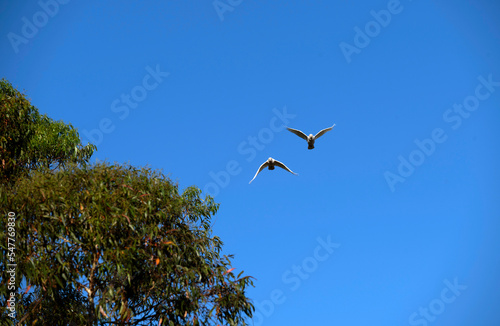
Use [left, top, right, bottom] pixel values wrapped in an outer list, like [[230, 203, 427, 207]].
[[2, 164, 254, 325], [0, 78, 96, 184], [0, 80, 254, 325]]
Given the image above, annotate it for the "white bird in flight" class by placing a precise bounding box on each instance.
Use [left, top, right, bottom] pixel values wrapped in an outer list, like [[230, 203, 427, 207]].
[[249, 157, 298, 184], [286, 124, 335, 149]]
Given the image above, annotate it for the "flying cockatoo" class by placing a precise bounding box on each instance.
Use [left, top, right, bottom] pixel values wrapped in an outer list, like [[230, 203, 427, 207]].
[[249, 157, 298, 184], [286, 124, 335, 149]]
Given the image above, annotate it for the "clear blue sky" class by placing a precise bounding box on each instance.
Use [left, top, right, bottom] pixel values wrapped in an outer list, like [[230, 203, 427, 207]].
[[2, 1, 500, 325]]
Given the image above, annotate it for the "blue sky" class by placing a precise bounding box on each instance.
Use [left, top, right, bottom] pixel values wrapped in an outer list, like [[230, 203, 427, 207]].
[[2, 0, 500, 325]]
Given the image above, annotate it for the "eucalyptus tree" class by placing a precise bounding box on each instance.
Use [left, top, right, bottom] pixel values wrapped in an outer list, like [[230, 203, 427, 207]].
[[0, 79, 254, 325]]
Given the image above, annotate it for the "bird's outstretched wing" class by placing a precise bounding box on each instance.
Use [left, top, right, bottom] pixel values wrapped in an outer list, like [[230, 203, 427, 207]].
[[314, 124, 335, 139], [249, 161, 270, 184], [273, 160, 298, 176], [286, 127, 308, 140]]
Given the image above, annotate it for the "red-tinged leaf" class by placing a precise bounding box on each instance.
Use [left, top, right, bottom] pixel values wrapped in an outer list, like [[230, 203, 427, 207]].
[[155, 258, 160, 266], [224, 267, 235, 275], [99, 306, 109, 318], [123, 214, 131, 224]]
